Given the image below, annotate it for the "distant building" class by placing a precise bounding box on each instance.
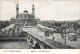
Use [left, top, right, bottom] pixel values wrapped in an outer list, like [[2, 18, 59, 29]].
[[10, 17, 16, 24], [36, 17, 41, 24], [78, 20, 80, 25], [10, 4, 37, 26], [46, 20, 54, 24]]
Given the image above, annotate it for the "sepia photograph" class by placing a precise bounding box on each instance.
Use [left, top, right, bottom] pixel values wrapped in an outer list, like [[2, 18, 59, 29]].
[[0, 0, 80, 49]]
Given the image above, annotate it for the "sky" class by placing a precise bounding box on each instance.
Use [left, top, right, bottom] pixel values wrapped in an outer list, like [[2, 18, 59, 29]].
[[0, 0, 80, 21]]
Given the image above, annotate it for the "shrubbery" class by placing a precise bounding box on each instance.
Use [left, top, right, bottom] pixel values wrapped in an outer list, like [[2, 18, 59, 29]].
[[0, 21, 10, 29]]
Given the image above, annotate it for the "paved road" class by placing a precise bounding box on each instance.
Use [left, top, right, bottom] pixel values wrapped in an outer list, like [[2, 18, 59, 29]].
[[53, 33, 80, 49]]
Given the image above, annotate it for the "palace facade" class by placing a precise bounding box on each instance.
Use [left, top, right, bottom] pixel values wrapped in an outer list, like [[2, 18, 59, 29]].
[[10, 4, 37, 26]]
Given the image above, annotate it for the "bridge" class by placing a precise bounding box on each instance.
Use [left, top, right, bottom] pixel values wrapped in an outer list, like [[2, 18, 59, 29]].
[[21, 27, 74, 49]]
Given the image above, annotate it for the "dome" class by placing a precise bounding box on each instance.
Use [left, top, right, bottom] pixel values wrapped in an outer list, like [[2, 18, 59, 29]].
[[11, 17, 16, 19], [24, 10, 28, 12], [12, 17, 15, 19]]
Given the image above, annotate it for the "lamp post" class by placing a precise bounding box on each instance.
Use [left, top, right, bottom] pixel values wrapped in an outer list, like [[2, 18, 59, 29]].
[[63, 28, 67, 45], [65, 34, 66, 44]]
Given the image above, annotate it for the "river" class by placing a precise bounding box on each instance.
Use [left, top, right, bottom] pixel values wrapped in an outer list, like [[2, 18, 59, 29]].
[[0, 41, 30, 49]]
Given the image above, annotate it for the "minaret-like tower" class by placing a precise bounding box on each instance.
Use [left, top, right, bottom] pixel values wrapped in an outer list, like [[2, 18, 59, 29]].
[[32, 5, 35, 18], [16, 4, 19, 19]]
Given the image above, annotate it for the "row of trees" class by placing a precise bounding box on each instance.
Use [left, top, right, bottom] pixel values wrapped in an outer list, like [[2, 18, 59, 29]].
[[40, 21, 61, 28], [41, 20, 80, 34], [0, 21, 10, 29]]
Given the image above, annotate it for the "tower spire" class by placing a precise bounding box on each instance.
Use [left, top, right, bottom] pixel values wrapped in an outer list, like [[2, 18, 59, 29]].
[[16, 4, 19, 19], [32, 4, 35, 18]]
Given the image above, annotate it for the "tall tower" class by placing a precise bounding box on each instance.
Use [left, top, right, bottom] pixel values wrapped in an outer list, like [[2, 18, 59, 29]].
[[16, 4, 19, 19], [32, 5, 35, 18]]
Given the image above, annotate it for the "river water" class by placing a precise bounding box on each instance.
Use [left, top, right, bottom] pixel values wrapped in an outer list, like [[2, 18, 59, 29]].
[[0, 41, 30, 49]]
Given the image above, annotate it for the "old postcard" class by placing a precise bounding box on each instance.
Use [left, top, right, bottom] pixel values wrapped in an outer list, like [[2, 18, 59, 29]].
[[0, 0, 80, 54]]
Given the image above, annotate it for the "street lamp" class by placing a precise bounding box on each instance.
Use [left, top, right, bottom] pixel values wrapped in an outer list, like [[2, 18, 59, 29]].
[[63, 28, 67, 45], [65, 34, 66, 44]]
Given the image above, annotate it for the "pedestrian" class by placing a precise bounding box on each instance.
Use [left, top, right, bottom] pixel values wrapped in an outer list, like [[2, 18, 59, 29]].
[[52, 36, 55, 40]]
